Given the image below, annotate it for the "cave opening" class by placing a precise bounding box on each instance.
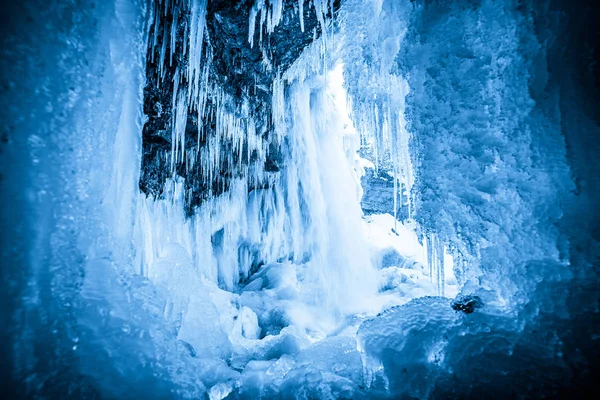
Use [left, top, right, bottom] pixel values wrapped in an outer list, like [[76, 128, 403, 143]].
[[1, 0, 599, 398]]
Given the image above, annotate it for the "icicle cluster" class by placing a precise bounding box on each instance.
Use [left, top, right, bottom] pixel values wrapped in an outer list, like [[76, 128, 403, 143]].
[[248, 0, 332, 48], [340, 0, 414, 222], [339, 0, 453, 295], [271, 70, 286, 143], [426, 233, 445, 297], [248, 0, 284, 47], [148, 0, 276, 199], [146, 0, 339, 208]]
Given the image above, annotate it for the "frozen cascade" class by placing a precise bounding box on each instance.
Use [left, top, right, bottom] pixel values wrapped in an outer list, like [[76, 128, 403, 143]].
[[3, 0, 598, 398], [136, 66, 381, 324]]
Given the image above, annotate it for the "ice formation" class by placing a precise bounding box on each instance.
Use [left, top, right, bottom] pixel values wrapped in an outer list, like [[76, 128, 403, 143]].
[[1, 0, 598, 398]]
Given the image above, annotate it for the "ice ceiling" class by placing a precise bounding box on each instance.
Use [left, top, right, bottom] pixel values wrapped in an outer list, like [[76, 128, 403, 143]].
[[1, 0, 599, 399]]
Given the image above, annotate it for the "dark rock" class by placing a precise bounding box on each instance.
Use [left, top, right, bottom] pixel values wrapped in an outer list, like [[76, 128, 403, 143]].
[[360, 166, 412, 220], [451, 295, 482, 314]]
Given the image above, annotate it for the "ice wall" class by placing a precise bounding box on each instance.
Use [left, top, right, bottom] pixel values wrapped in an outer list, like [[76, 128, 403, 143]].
[[340, 0, 572, 303], [400, 0, 574, 307], [338, 0, 597, 397], [0, 0, 171, 396]]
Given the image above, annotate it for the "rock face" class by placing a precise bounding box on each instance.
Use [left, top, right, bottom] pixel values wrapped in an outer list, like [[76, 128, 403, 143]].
[[140, 0, 339, 215], [360, 168, 396, 215], [360, 168, 410, 219]]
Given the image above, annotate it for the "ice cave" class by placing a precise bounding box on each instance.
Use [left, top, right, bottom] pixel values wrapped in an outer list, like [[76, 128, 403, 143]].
[[1, 0, 599, 398]]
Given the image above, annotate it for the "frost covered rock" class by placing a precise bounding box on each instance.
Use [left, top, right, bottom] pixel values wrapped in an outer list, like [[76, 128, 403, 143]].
[[360, 169, 397, 215], [451, 294, 483, 314]]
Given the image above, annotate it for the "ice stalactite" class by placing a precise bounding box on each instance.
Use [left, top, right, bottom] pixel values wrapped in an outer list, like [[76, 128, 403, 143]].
[[340, 0, 412, 229], [426, 233, 445, 297]]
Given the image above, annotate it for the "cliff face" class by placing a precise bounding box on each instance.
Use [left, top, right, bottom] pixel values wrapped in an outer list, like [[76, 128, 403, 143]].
[[140, 0, 339, 216]]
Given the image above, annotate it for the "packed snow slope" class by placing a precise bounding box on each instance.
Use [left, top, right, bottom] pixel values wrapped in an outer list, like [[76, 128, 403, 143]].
[[1, 0, 598, 399]]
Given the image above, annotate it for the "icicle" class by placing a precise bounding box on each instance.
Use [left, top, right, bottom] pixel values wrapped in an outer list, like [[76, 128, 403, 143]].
[[159, 22, 168, 82], [312, 0, 328, 44], [151, 1, 159, 65], [248, 3, 259, 47], [170, 65, 180, 173], [259, 2, 266, 44], [298, 0, 305, 32], [182, 19, 188, 56], [392, 115, 399, 233]]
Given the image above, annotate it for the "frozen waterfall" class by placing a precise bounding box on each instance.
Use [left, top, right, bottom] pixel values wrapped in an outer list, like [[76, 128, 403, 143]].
[[1, 0, 599, 398]]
